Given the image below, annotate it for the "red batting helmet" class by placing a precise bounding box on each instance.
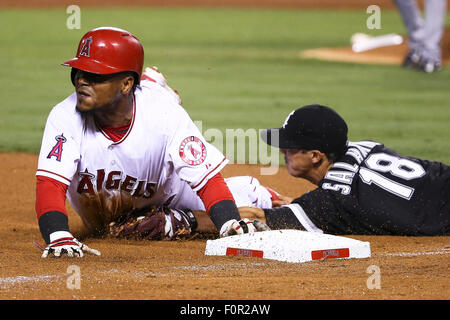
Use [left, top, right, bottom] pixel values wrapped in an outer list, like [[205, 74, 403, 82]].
[[62, 27, 144, 85]]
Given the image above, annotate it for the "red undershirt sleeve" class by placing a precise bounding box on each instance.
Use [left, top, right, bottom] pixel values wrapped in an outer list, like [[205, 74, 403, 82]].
[[196, 172, 235, 213], [35, 176, 68, 219]]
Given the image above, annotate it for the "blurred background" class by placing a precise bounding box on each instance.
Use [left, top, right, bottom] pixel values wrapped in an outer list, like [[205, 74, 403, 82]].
[[1, 0, 449, 164]]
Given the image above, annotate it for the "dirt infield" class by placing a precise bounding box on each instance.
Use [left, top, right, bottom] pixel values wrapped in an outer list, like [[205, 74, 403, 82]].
[[0, 152, 449, 301]]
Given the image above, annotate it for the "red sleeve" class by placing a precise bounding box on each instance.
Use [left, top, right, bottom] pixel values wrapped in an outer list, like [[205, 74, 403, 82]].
[[35, 176, 68, 219], [196, 172, 235, 213]]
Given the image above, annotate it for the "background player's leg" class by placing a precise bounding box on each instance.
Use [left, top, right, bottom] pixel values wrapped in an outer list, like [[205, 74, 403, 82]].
[[420, 0, 447, 70], [394, 0, 425, 65]]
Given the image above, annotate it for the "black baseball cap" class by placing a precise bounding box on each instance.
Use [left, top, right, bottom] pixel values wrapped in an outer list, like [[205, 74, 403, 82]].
[[260, 104, 348, 155]]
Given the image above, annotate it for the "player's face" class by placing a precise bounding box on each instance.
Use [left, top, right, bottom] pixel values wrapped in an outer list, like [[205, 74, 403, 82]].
[[73, 70, 130, 113], [280, 149, 315, 178]]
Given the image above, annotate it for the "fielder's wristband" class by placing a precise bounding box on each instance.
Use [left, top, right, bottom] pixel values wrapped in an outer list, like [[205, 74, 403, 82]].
[[38, 211, 70, 244]]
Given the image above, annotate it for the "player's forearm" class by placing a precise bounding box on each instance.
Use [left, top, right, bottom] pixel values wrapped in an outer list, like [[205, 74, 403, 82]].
[[208, 199, 241, 230], [263, 206, 305, 231], [191, 210, 218, 233], [237, 206, 299, 229], [36, 176, 70, 244], [38, 211, 70, 244], [196, 172, 241, 230]]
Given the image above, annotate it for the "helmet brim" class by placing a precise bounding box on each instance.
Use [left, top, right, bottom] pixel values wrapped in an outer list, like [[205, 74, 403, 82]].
[[62, 57, 140, 86], [61, 57, 123, 75]]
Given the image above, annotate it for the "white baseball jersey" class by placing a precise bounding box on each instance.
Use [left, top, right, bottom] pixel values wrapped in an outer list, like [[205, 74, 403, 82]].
[[36, 77, 228, 231]]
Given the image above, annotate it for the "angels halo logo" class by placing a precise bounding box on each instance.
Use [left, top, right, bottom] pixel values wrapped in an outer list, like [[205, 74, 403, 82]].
[[179, 136, 207, 166]]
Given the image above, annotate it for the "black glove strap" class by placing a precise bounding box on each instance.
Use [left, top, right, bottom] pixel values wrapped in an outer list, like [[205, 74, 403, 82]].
[[38, 211, 70, 244], [177, 209, 198, 232], [239, 220, 249, 233]]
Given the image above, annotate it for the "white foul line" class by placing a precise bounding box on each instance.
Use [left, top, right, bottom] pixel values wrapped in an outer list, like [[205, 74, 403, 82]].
[[376, 250, 449, 258]]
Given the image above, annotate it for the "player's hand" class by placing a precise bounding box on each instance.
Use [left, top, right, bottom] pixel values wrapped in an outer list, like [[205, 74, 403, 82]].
[[140, 66, 181, 104], [271, 194, 293, 207], [41, 231, 101, 258], [238, 206, 266, 221], [219, 218, 270, 238]]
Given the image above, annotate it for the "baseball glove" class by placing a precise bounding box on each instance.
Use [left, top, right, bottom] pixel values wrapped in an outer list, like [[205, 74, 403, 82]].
[[109, 205, 197, 241]]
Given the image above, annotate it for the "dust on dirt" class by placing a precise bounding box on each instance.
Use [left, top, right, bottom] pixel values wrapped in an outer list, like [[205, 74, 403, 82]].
[[0, 153, 448, 300]]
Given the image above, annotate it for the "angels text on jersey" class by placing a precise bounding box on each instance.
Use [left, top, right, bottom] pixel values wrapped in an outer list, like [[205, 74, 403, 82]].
[[77, 168, 157, 199]]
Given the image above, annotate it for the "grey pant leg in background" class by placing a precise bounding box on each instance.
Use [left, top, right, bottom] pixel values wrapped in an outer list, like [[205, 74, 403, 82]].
[[394, 0, 447, 63], [422, 0, 447, 62], [394, 0, 425, 52]]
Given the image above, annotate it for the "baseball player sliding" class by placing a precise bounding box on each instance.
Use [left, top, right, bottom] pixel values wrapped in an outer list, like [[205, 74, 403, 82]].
[[35, 27, 273, 258], [240, 104, 450, 236]]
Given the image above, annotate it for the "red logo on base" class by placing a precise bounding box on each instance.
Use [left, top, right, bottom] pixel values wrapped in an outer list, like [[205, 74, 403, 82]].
[[311, 248, 350, 260], [226, 247, 264, 258], [179, 136, 207, 166]]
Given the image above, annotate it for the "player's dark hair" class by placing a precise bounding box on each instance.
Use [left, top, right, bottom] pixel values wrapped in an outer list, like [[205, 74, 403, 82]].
[[325, 151, 343, 163]]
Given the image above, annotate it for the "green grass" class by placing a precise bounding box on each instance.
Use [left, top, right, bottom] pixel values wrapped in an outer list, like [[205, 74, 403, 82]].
[[1, 7, 449, 164]]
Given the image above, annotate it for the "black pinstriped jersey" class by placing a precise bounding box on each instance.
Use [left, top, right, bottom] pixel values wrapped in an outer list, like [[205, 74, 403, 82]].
[[289, 140, 450, 235]]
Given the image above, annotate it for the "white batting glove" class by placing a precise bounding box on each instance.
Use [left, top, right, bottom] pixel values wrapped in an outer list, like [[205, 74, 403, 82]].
[[41, 231, 101, 258], [219, 218, 269, 237]]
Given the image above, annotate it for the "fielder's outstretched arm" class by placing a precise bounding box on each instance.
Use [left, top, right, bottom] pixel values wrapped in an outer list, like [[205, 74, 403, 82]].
[[238, 206, 308, 231]]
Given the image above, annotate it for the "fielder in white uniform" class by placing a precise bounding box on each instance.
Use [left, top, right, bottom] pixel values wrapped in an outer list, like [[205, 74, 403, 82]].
[[35, 27, 273, 258]]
